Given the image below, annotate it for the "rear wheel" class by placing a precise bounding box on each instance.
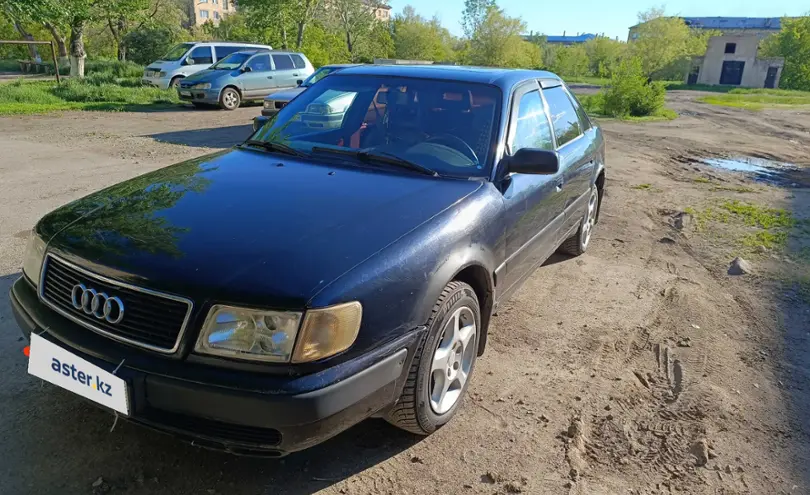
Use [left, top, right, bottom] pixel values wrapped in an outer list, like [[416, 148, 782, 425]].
[[559, 185, 600, 256], [219, 87, 241, 110], [386, 281, 480, 435]]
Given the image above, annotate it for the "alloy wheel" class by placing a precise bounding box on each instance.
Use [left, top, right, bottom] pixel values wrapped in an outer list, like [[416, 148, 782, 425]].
[[429, 306, 476, 415]]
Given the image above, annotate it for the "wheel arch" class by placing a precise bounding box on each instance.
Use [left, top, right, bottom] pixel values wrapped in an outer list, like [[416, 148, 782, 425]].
[[451, 263, 494, 357], [594, 167, 606, 223]]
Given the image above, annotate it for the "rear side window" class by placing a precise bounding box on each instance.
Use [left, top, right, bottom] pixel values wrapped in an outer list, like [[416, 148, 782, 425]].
[[189, 46, 213, 65], [272, 54, 294, 70], [510, 90, 553, 152], [214, 45, 245, 59], [543, 86, 581, 147], [291, 54, 307, 69], [568, 91, 592, 131]]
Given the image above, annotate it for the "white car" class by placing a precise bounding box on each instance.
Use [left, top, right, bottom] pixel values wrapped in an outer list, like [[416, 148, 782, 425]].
[[142, 41, 272, 89], [301, 90, 359, 129]]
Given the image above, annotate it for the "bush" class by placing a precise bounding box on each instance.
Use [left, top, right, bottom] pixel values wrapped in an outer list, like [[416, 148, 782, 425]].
[[600, 57, 665, 117], [124, 26, 179, 66]]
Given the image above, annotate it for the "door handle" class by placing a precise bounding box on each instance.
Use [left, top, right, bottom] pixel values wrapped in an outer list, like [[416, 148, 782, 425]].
[[267, 76, 273, 79], [292, 73, 299, 76]]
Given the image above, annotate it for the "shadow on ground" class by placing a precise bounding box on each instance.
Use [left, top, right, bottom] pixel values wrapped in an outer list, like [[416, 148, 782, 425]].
[[0, 271, 420, 495], [147, 124, 254, 149]]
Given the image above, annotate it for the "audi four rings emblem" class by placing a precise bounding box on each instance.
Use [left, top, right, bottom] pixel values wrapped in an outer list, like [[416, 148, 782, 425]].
[[71, 283, 125, 324]]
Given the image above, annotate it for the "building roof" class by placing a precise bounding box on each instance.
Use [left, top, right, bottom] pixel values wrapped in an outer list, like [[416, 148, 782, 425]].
[[545, 33, 597, 44], [631, 16, 787, 30], [334, 65, 561, 89]]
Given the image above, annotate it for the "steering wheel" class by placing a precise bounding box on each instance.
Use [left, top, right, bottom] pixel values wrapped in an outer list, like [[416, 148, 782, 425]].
[[425, 134, 479, 165]]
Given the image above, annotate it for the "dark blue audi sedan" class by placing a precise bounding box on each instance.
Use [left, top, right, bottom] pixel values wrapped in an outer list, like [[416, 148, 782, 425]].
[[11, 65, 605, 456]]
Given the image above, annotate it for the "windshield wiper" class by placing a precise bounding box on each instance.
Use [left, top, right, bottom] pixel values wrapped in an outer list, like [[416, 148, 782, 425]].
[[311, 147, 438, 177], [242, 140, 309, 158]]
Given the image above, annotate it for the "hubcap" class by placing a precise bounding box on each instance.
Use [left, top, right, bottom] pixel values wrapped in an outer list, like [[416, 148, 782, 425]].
[[582, 189, 599, 248], [429, 306, 476, 415]]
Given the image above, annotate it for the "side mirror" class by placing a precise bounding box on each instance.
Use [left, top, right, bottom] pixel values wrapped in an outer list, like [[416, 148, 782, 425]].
[[184, 57, 195, 66], [242, 66, 252, 73], [506, 148, 560, 175], [296, 79, 304, 86], [253, 115, 270, 132]]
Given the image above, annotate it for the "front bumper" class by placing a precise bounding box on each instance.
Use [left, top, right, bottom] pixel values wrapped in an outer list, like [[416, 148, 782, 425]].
[[142, 75, 170, 90], [178, 88, 220, 104], [10, 276, 421, 456]]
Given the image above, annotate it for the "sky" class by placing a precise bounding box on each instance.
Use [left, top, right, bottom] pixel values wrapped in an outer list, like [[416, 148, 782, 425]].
[[387, 0, 809, 41]]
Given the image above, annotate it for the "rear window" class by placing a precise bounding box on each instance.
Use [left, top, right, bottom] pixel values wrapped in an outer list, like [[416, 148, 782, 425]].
[[291, 54, 307, 69], [272, 54, 294, 70]]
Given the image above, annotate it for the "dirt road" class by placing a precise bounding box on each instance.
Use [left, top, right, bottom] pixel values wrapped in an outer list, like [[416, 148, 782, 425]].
[[1, 95, 808, 494]]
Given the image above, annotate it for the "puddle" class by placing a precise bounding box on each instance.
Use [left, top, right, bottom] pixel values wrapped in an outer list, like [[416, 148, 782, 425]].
[[701, 156, 809, 188]]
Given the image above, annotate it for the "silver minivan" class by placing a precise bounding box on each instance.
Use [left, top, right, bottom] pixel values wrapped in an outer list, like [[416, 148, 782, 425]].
[[142, 42, 273, 90]]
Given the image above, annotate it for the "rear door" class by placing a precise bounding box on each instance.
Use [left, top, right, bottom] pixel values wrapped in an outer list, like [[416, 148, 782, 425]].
[[271, 54, 299, 89], [497, 81, 566, 300], [240, 54, 273, 98], [213, 45, 245, 61], [541, 83, 596, 237]]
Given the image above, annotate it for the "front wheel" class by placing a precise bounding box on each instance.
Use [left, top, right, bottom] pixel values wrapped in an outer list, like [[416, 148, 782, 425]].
[[558, 185, 600, 256], [386, 281, 480, 435], [219, 87, 241, 110]]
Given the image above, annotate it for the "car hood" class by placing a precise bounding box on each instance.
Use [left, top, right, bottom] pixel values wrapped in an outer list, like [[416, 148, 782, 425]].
[[265, 87, 305, 102], [182, 69, 233, 84], [42, 150, 481, 308]]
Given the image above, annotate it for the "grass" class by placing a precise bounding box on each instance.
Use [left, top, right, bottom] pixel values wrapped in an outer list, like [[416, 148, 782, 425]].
[[742, 230, 788, 250], [631, 183, 652, 190], [0, 77, 178, 115], [685, 200, 798, 253], [693, 177, 712, 184], [710, 185, 757, 193], [697, 88, 810, 110], [718, 200, 794, 229], [0, 59, 21, 72]]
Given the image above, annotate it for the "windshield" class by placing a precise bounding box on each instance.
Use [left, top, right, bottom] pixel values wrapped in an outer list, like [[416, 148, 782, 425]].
[[210, 52, 252, 70], [250, 75, 502, 178], [162, 43, 194, 61], [302, 67, 338, 87]]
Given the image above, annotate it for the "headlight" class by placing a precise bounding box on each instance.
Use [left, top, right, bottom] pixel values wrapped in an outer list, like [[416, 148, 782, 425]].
[[195, 301, 362, 364], [195, 305, 302, 363], [192, 83, 211, 90], [292, 302, 362, 363], [159, 71, 167, 77], [22, 232, 47, 287], [263, 100, 272, 109]]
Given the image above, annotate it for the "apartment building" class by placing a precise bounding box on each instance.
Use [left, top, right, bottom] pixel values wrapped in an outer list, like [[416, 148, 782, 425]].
[[185, 0, 235, 26]]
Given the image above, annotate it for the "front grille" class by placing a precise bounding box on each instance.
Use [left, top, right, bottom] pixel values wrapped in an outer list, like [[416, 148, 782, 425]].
[[40, 255, 193, 353], [142, 408, 282, 447]]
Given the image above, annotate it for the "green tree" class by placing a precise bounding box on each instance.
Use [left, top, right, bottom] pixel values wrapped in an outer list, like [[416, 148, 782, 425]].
[[550, 44, 589, 77], [461, 0, 495, 39], [392, 6, 455, 61], [468, 6, 529, 68], [628, 7, 713, 79], [326, 0, 379, 60], [600, 56, 665, 117], [237, 0, 324, 49], [761, 15, 810, 91], [300, 20, 350, 66], [583, 36, 626, 77]]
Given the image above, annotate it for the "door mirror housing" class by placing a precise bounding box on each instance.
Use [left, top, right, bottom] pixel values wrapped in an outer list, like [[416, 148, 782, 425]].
[[253, 115, 270, 132], [296, 79, 304, 86], [506, 148, 560, 175], [242, 66, 252, 73], [184, 57, 195, 66]]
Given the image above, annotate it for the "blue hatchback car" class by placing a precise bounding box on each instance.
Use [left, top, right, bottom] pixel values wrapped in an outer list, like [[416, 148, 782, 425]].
[[12, 65, 605, 456], [178, 49, 314, 110]]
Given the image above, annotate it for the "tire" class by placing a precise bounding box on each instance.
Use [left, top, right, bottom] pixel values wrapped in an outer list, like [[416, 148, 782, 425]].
[[558, 185, 600, 256], [169, 76, 182, 88], [219, 87, 241, 110], [386, 281, 480, 435]]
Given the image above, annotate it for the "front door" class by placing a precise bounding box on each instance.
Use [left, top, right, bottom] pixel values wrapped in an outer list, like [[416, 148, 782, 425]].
[[240, 54, 273, 99], [765, 67, 778, 89], [183, 46, 214, 76], [720, 61, 745, 85], [496, 82, 566, 301]]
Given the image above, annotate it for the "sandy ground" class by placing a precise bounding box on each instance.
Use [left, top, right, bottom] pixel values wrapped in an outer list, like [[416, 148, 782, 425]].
[[1, 94, 809, 495]]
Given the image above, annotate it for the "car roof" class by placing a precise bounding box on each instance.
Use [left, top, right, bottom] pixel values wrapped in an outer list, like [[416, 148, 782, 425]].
[[333, 65, 562, 89], [190, 41, 270, 46], [321, 64, 362, 69]]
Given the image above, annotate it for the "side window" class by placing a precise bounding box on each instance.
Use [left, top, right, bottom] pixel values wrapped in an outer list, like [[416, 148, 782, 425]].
[[291, 54, 307, 69], [247, 54, 271, 72], [272, 54, 295, 71], [214, 45, 243, 60], [510, 90, 554, 153], [542, 86, 582, 147], [189, 46, 213, 65], [568, 91, 592, 131]]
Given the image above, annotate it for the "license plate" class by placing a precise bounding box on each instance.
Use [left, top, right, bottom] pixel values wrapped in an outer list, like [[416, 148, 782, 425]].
[[179, 91, 191, 97], [27, 333, 130, 415]]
